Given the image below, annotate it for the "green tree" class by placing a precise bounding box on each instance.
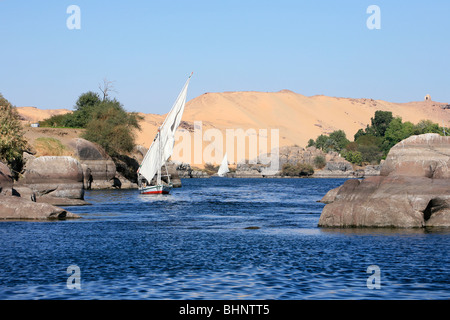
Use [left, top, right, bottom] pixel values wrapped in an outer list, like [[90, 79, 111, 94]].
[[314, 130, 349, 153], [414, 120, 442, 135], [306, 138, 315, 148], [354, 128, 366, 141], [82, 99, 142, 156], [314, 134, 329, 151], [355, 135, 384, 163], [0, 93, 27, 174], [329, 130, 350, 152], [383, 117, 415, 154], [370, 110, 393, 137], [71, 91, 102, 128]]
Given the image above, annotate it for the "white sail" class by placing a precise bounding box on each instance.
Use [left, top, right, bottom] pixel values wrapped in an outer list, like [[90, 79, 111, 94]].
[[218, 153, 229, 177], [138, 73, 192, 184]]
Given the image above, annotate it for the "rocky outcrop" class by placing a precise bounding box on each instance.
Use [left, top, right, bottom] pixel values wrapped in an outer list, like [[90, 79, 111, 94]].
[[379, 134, 450, 179], [68, 138, 118, 189], [318, 185, 342, 204], [17, 156, 85, 199], [232, 163, 271, 178], [165, 162, 182, 188], [0, 161, 80, 220], [175, 162, 209, 178], [318, 134, 450, 228], [0, 194, 80, 220], [229, 146, 380, 178], [313, 160, 357, 178], [0, 162, 13, 195]]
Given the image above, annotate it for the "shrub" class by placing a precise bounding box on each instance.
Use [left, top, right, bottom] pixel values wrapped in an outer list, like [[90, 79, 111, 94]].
[[282, 163, 314, 177], [39, 113, 75, 128], [0, 93, 27, 174], [313, 155, 326, 169], [343, 150, 363, 166], [306, 139, 315, 148]]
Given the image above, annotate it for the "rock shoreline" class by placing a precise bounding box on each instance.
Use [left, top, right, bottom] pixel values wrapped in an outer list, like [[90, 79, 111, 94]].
[[318, 134, 450, 228], [1, 162, 81, 220]]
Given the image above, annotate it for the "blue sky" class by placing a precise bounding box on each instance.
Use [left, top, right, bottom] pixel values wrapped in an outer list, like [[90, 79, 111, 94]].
[[0, 0, 449, 114]]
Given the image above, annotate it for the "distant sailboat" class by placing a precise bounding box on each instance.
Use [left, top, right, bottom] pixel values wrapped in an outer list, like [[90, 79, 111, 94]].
[[137, 73, 193, 194], [217, 153, 229, 177]]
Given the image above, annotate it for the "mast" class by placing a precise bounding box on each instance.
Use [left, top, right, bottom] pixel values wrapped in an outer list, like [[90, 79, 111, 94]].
[[157, 128, 161, 185]]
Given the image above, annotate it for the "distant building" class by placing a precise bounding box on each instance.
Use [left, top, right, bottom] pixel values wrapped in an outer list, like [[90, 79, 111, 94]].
[[425, 94, 431, 101]]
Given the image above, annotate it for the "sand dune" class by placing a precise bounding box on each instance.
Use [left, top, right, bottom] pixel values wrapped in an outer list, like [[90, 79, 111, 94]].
[[136, 90, 450, 166], [182, 90, 450, 146], [17, 91, 450, 167], [16, 106, 71, 123]]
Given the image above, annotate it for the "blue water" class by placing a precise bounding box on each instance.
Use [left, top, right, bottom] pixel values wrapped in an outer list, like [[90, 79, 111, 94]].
[[0, 178, 449, 300]]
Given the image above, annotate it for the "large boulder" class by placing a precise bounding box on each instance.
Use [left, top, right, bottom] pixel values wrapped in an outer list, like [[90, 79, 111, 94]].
[[1, 161, 82, 220], [318, 185, 342, 204], [0, 162, 13, 195], [313, 159, 360, 178], [68, 138, 116, 189], [318, 134, 450, 228], [17, 156, 85, 199], [380, 134, 450, 179], [0, 194, 80, 220]]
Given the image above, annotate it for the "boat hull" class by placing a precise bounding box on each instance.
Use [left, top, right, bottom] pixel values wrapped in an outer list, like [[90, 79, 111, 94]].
[[139, 184, 172, 195]]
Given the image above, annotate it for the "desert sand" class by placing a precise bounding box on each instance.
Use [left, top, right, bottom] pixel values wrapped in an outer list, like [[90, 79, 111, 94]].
[[16, 106, 71, 123], [135, 90, 450, 165], [17, 91, 450, 166]]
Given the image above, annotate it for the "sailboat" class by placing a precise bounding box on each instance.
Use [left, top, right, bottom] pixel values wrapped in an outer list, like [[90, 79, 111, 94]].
[[217, 153, 229, 177], [137, 73, 193, 194]]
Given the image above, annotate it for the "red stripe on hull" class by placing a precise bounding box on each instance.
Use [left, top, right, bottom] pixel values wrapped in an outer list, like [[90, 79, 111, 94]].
[[141, 190, 170, 195]]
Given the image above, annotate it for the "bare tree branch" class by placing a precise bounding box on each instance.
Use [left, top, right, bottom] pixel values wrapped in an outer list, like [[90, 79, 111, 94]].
[[98, 78, 117, 101]]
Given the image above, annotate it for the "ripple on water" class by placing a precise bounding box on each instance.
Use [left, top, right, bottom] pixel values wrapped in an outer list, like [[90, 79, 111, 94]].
[[0, 178, 449, 300]]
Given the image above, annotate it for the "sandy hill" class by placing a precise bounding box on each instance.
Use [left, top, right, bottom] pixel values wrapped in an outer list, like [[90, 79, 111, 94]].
[[181, 90, 449, 146], [17, 91, 450, 166], [16, 106, 71, 123], [136, 90, 450, 165]]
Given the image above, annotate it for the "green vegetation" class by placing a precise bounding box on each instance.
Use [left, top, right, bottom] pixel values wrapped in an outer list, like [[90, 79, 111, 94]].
[[0, 93, 27, 174], [313, 155, 326, 169], [34, 137, 72, 157], [40, 91, 142, 156], [310, 130, 350, 153], [82, 99, 142, 156], [281, 163, 314, 177], [308, 110, 446, 166], [39, 91, 102, 128]]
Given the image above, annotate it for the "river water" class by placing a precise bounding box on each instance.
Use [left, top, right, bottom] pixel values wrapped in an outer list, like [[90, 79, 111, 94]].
[[0, 178, 448, 300]]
